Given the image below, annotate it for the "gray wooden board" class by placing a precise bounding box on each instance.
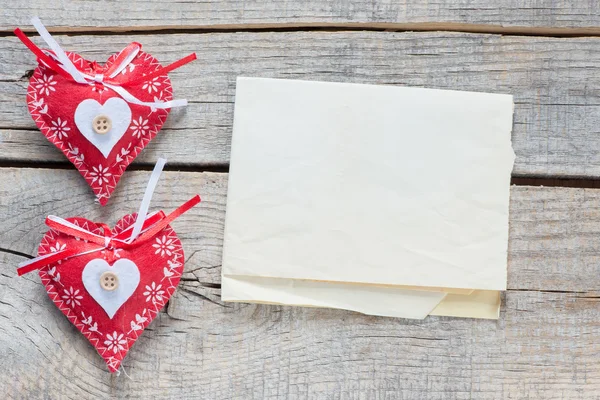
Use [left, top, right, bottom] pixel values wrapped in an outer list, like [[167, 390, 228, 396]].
[[1, 167, 600, 398], [3, 32, 600, 178], [3, 0, 600, 31]]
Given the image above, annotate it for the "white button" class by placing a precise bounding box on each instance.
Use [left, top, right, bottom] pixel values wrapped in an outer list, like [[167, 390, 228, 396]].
[[92, 115, 112, 135], [100, 271, 119, 291]]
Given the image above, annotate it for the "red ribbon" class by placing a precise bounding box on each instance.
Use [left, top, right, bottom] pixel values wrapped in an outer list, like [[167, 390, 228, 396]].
[[121, 53, 198, 87], [14, 28, 196, 88], [17, 195, 201, 276], [14, 28, 72, 80]]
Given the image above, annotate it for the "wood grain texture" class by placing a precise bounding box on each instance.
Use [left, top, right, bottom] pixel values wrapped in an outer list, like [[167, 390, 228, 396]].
[[1, 167, 600, 398], [3, 32, 600, 177], [3, 0, 600, 31]]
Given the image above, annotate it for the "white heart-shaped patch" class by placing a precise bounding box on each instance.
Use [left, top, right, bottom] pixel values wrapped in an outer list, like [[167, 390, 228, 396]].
[[74, 98, 132, 158], [82, 258, 140, 319]]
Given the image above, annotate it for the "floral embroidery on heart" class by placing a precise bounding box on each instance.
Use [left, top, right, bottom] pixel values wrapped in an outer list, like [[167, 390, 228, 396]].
[[35, 73, 56, 96], [81, 312, 101, 335], [62, 286, 83, 307], [143, 77, 162, 93], [104, 332, 127, 354], [47, 266, 61, 283], [89, 164, 112, 185], [26, 51, 173, 205], [16, 18, 196, 205], [16, 158, 200, 373], [153, 235, 176, 257], [128, 310, 148, 333], [34, 214, 187, 372], [130, 116, 150, 139], [49, 241, 66, 253], [143, 282, 165, 303], [50, 117, 70, 140]]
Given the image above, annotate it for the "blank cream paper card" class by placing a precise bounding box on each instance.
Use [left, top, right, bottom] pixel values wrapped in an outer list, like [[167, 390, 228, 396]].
[[221, 77, 515, 319]]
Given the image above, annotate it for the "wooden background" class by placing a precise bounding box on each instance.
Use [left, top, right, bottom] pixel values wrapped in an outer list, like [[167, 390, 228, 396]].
[[2, 2, 600, 399]]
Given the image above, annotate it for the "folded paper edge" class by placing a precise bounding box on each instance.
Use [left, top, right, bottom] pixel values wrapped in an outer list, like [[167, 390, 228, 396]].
[[222, 275, 501, 320], [223, 274, 474, 295], [222, 275, 446, 319], [430, 290, 501, 319]]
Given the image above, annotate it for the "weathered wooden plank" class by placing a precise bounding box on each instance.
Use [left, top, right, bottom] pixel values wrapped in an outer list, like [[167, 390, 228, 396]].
[[1, 168, 600, 398], [3, 0, 600, 31], [2, 32, 600, 178]]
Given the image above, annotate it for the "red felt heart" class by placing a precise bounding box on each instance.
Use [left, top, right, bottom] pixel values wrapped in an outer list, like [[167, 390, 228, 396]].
[[27, 46, 173, 205], [37, 213, 184, 373]]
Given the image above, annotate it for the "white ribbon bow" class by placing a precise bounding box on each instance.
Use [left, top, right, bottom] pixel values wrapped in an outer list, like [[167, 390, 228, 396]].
[[17, 158, 168, 272], [31, 17, 188, 109]]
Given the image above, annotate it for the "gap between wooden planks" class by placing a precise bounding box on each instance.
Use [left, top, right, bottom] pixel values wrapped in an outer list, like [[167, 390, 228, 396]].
[[0, 168, 599, 295], [5, 29, 600, 189], [512, 177, 600, 189], [7, 22, 600, 38], [3, 161, 600, 189], [3, 169, 600, 399], [6, 32, 600, 178], [5, 0, 600, 33]]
